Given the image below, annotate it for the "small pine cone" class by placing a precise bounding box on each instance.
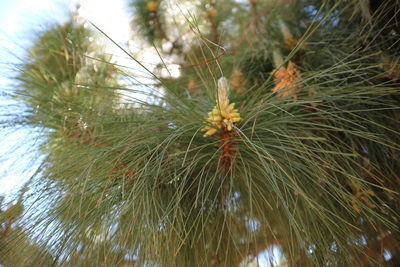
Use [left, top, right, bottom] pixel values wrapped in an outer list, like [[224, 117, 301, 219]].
[[147, 1, 158, 13], [206, 8, 217, 22]]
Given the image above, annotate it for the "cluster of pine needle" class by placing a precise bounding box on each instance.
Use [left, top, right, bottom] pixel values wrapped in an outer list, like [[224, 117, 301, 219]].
[[1, 0, 399, 266]]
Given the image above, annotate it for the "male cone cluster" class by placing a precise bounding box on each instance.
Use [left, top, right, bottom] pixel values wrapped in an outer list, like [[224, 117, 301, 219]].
[[202, 77, 241, 172], [272, 61, 302, 98], [202, 77, 241, 137]]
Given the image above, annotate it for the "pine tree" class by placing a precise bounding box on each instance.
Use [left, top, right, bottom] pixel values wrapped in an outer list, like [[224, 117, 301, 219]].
[[1, 0, 399, 266]]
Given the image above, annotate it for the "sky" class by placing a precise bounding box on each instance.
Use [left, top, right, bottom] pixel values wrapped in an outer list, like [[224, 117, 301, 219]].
[[0, 0, 66, 197], [0, 0, 180, 204], [0, 0, 133, 197]]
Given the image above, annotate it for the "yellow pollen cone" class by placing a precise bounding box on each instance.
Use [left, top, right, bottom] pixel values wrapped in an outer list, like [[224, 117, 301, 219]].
[[147, 1, 158, 13], [202, 77, 242, 137]]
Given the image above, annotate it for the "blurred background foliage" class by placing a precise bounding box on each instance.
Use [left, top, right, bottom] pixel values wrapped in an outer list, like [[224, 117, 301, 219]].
[[1, 0, 399, 266]]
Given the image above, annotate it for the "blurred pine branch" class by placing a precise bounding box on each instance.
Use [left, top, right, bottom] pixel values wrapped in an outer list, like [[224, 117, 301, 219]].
[[1, 0, 399, 266]]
